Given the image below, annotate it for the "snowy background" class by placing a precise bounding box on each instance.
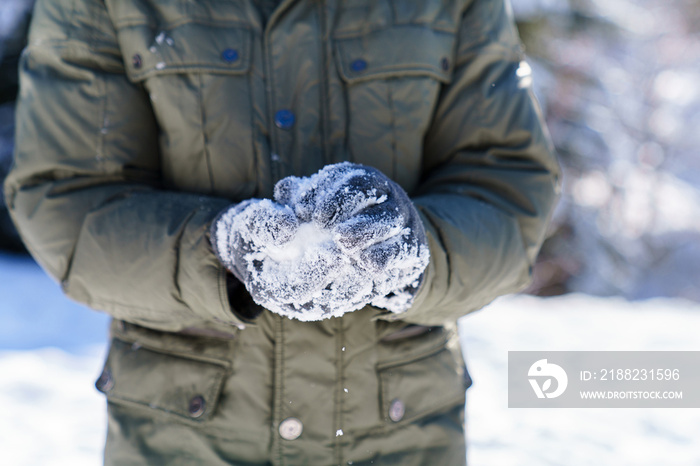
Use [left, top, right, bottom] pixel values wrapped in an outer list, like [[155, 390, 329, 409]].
[[2, 0, 700, 464]]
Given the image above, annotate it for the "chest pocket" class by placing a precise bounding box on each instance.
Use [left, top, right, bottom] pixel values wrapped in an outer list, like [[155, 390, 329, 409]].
[[333, 26, 456, 194], [111, 8, 257, 201]]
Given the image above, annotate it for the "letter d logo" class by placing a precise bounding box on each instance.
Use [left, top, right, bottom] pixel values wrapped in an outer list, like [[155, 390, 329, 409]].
[[528, 359, 568, 399]]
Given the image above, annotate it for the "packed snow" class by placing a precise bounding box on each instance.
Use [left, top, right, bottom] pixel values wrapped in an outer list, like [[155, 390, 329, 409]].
[[0, 347, 107, 466], [213, 163, 429, 321], [2, 252, 700, 465]]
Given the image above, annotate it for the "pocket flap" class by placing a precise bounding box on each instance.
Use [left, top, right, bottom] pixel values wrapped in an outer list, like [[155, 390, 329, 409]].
[[378, 345, 467, 425], [334, 27, 455, 84], [117, 22, 252, 82], [97, 338, 228, 422]]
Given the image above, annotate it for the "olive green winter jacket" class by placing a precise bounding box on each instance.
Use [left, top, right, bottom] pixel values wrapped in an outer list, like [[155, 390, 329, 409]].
[[5, 0, 559, 464]]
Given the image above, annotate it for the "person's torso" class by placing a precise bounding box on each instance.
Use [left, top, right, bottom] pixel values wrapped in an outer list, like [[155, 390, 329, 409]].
[[86, 2, 472, 463]]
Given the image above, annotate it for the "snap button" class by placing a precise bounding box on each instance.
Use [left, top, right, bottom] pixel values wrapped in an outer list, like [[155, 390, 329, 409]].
[[95, 368, 114, 392], [188, 395, 206, 418], [440, 57, 450, 71], [274, 109, 295, 130], [279, 417, 303, 440], [350, 59, 367, 72], [388, 398, 405, 422], [222, 48, 239, 62], [132, 54, 143, 69]]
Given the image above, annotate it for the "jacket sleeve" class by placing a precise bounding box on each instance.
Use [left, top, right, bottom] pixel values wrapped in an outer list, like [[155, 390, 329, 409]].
[[389, 0, 561, 325], [3, 0, 246, 331]]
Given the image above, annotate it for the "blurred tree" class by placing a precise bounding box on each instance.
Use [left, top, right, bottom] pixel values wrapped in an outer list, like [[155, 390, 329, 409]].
[[516, 0, 700, 302]]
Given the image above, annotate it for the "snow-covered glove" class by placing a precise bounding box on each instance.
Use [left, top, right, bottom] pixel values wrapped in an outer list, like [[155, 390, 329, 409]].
[[211, 163, 429, 321], [211, 199, 297, 285], [211, 197, 361, 320], [276, 162, 430, 314]]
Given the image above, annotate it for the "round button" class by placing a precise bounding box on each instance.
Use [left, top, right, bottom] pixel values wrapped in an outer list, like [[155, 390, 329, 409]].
[[351, 59, 367, 72], [274, 109, 295, 130], [440, 57, 450, 71], [222, 48, 239, 62], [279, 417, 303, 440], [132, 54, 143, 69], [388, 398, 405, 422], [95, 369, 114, 392], [188, 395, 206, 418]]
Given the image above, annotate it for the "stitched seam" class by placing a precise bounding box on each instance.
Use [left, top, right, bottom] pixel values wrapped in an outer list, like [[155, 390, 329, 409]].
[[335, 318, 345, 464], [197, 74, 216, 191], [335, 40, 354, 164], [246, 60, 260, 194], [274, 316, 285, 466], [68, 0, 78, 41], [96, 76, 108, 168], [263, 22, 279, 185], [216, 266, 233, 322], [89, 298, 185, 314], [318, 1, 330, 166], [113, 17, 252, 30], [129, 65, 250, 81], [454, 43, 521, 68], [387, 80, 397, 180], [340, 69, 450, 85], [172, 209, 199, 303], [332, 23, 457, 40]]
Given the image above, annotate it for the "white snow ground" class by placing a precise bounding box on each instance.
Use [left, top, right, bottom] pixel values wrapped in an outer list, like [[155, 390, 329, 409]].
[[1, 252, 699, 465]]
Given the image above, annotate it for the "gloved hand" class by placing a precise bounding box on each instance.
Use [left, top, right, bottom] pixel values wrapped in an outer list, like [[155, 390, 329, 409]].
[[211, 198, 297, 284], [275, 162, 430, 314], [211, 163, 429, 321], [210, 197, 360, 320]]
